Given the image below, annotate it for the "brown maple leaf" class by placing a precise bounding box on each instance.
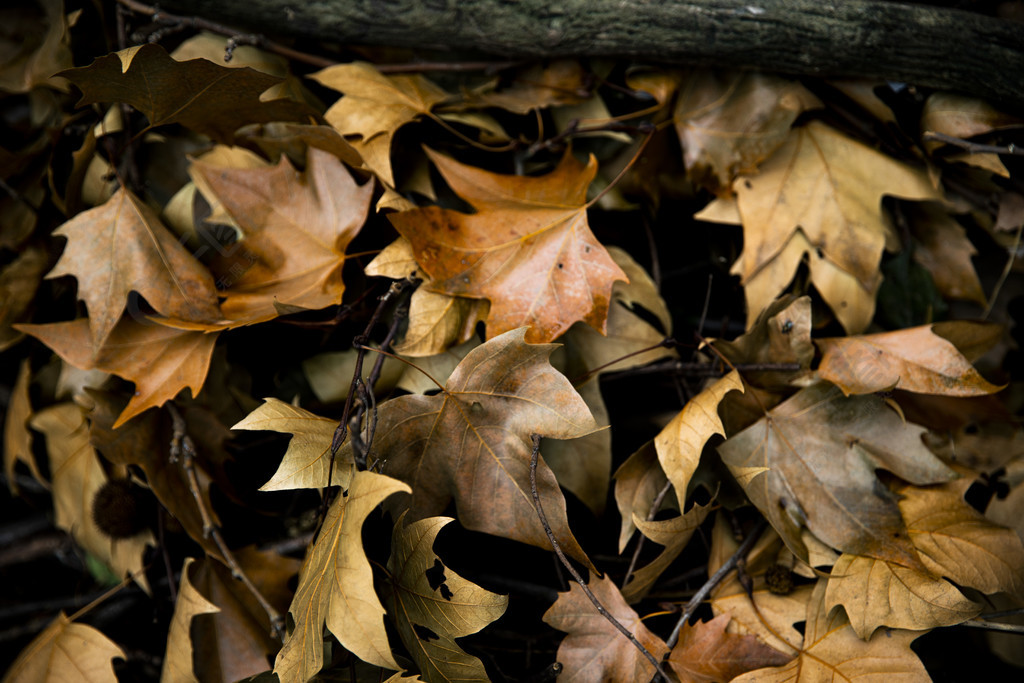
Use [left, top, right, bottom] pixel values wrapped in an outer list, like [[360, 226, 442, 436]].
[[343, 328, 599, 567], [60, 43, 316, 144], [190, 147, 373, 325], [389, 149, 627, 343], [46, 188, 221, 349], [668, 614, 792, 683]]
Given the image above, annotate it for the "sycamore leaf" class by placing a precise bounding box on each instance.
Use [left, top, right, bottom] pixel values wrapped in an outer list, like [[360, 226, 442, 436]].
[[905, 202, 985, 305], [389, 149, 627, 343], [668, 614, 792, 683], [190, 147, 372, 325], [30, 404, 152, 592], [816, 324, 1003, 396], [674, 70, 820, 193], [46, 188, 221, 349], [189, 549, 303, 682], [396, 339, 480, 395], [542, 575, 669, 683], [274, 471, 411, 681], [0, 244, 49, 351], [463, 60, 591, 115], [732, 580, 929, 683], [0, 0, 72, 93], [2, 612, 123, 683], [655, 370, 743, 503], [900, 482, 1024, 597], [311, 62, 449, 187], [18, 318, 218, 428], [162, 558, 221, 683], [384, 516, 508, 683], [824, 552, 981, 639], [622, 502, 711, 602], [921, 92, 1023, 150], [541, 378, 611, 515], [232, 398, 354, 491], [4, 360, 45, 493], [235, 122, 363, 169], [613, 442, 674, 553], [87, 390, 221, 558], [713, 296, 815, 389], [343, 328, 599, 568], [718, 382, 956, 568], [59, 43, 315, 144]]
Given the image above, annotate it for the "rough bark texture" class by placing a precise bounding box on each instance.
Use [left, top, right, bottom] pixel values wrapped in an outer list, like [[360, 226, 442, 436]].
[[160, 0, 1024, 107]]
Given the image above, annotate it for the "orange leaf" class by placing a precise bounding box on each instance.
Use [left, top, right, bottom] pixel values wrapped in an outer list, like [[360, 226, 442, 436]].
[[46, 188, 221, 349], [18, 318, 217, 428], [816, 324, 1002, 396], [389, 149, 627, 343], [190, 148, 372, 326], [668, 614, 792, 683]]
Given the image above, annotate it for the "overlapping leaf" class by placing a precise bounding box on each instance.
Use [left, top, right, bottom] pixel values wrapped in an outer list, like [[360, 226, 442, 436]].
[[622, 502, 711, 602], [389, 149, 627, 343], [384, 516, 508, 683], [60, 44, 315, 143], [2, 613, 124, 683], [274, 471, 410, 681], [342, 328, 599, 567], [718, 382, 956, 568], [162, 558, 220, 683], [668, 614, 792, 683]]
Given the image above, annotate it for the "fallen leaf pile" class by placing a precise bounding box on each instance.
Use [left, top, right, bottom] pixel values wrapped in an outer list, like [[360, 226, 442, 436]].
[[3, 5, 1024, 682]]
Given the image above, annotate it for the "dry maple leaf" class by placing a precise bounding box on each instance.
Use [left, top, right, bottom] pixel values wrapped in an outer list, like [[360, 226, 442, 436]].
[[60, 43, 316, 144], [718, 382, 956, 569], [190, 147, 372, 325], [732, 579, 929, 683], [29, 403, 152, 592], [18, 317, 218, 428], [232, 398, 354, 492], [384, 516, 508, 683], [613, 442, 674, 553], [162, 558, 220, 683], [674, 70, 821, 193], [904, 202, 985, 305], [341, 328, 598, 568], [824, 552, 981, 639], [816, 324, 1003, 396], [713, 296, 815, 390], [275, 471, 411, 681], [622, 502, 711, 602], [542, 575, 669, 683], [46, 188, 221, 349], [668, 614, 792, 683], [311, 62, 449, 186], [389, 149, 627, 343], [3, 612, 124, 683]]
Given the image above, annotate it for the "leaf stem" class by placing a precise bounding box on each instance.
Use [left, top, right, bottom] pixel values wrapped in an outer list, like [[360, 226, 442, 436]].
[[528, 434, 671, 683]]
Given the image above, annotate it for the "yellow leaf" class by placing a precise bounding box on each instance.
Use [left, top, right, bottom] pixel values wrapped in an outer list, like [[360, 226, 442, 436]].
[[3, 613, 123, 683], [613, 442, 673, 553], [274, 471, 411, 680], [232, 398, 353, 491], [161, 558, 220, 683], [622, 502, 712, 602]]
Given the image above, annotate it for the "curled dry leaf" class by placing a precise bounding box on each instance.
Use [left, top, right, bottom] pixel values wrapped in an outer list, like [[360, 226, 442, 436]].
[[613, 441, 674, 553], [18, 317, 218, 428], [718, 382, 956, 569], [161, 558, 220, 683], [341, 328, 599, 568], [3, 360, 44, 493], [46, 188, 221, 349], [390, 149, 627, 343], [731, 580, 929, 683], [190, 147, 373, 326], [312, 62, 449, 186], [816, 324, 1003, 396], [2, 612, 123, 683], [232, 397, 353, 492], [824, 552, 980, 639], [622, 502, 711, 602], [674, 70, 821, 193], [59, 43, 315, 144], [654, 369, 743, 504], [668, 613, 792, 683], [384, 516, 508, 683], [542, 575, 669, 683], [274, 471, 411, 681]]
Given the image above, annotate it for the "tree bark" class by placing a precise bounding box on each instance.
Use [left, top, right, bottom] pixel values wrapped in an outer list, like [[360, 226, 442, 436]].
[[159, 0, 1024, 109]]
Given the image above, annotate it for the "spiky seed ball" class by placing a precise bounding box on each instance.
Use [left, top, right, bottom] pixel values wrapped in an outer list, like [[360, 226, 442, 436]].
[[91, 480, 149, 539], [764, 563, 795, 595]]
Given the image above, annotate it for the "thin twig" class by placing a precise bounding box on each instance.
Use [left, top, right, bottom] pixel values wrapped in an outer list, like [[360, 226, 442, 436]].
[[984, 221, 1022, 319], [116, 0, 337, 68], [959, 619, 1024, 634], [602, 360, 801, 382], [571, 338, 677, 385], [665, 517, 768, 649], [622, 479, 673, 590], [167, 403, 285, 640], [923, 131, 1024, 156], [528, 435, 670, 682]]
